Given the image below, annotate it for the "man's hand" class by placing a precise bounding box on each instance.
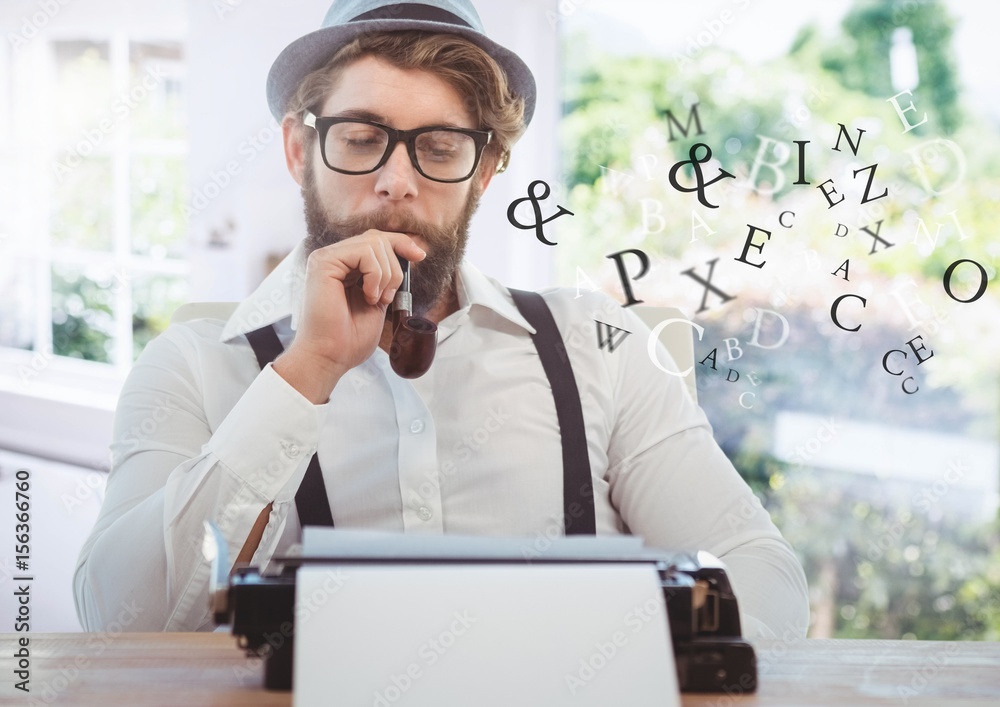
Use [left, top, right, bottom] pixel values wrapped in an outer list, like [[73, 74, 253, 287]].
[[273, 230, 426, 403]]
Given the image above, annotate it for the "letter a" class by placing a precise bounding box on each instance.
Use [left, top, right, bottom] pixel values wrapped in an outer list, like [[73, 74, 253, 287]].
[[699, 348, 719, 370], [832, 259, 850, 281], [691, 210, 716, 243]]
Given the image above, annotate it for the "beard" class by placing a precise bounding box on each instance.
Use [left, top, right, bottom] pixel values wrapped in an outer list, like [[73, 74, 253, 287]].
[[301, 161, 483, 317]]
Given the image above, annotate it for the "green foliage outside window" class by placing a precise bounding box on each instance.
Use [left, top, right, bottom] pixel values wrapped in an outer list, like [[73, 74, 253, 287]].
[[559, 0, 1000, 639]]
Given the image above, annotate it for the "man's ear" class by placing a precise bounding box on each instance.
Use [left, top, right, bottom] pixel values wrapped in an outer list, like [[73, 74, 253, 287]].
[[476, 152, 501, 194], [282, 114, 307, 187]]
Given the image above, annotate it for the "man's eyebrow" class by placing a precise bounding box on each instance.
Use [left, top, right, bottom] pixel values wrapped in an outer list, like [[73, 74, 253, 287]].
[[329, 109, 389, 123], [327, 108, 470, 130]]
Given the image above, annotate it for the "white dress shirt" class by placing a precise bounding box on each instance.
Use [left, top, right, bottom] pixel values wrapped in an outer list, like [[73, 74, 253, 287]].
[[74, 241, 809, 638]]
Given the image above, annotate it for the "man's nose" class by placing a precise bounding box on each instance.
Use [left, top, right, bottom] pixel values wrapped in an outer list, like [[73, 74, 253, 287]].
[[375, 141, 419, 200]]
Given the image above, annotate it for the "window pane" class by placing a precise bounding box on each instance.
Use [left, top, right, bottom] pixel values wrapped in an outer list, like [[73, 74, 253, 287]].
[[129, 41, 185, 140], [52, 41, 113, 149], [50, 156, 113, 251], [0, 256, 35, 350], [132, 273, 189, 360], [131, 155, 187, 257], [51, 263, 117, 363]]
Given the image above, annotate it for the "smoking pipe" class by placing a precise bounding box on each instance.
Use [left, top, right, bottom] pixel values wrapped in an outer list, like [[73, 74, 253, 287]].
[[388, 255, 438, 378]]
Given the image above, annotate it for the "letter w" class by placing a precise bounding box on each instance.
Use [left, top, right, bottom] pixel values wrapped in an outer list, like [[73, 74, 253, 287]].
[[595, 321, 632, 353]]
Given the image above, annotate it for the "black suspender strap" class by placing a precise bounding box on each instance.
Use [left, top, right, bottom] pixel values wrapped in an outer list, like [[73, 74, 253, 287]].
[[244, 325, 335, 528], [508, 289, 597, 535], [294, 455, 335, 528], [244, 325, 285, 371]]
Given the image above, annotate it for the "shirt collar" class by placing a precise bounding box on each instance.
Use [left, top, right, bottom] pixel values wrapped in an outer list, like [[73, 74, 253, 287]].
[[220, 241, 536, 342], [220, 241, 307, 342], [453, 259, 536, 335]]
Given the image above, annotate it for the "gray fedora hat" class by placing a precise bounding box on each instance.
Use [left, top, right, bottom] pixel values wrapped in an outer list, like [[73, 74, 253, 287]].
[[266, 0, 536, 127]]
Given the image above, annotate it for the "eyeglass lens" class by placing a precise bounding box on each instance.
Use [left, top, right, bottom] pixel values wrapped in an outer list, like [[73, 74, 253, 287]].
[[325, 122, 478, 181]]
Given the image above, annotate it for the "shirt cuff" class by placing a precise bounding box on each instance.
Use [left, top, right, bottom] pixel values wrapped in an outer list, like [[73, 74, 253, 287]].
[[206, 362, 329, 500]]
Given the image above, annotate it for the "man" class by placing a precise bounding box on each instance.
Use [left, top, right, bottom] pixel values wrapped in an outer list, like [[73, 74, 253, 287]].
[[74, 0, 809, 638]]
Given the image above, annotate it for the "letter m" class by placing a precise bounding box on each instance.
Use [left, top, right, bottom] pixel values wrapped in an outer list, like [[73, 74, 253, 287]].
[[663, 103, 704, 142]]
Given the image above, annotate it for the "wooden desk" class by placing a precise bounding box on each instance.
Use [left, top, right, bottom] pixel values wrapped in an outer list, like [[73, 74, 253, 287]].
[[1, 633, 998, 705]]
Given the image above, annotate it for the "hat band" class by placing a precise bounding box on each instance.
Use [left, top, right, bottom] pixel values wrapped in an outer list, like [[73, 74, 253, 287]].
[[349, 3, 473, 29]]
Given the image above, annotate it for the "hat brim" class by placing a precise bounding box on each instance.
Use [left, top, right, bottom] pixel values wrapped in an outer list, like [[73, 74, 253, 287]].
[[266, 19, 536, 128]]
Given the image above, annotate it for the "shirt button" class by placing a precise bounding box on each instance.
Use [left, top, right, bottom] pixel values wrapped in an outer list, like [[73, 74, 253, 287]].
[[417, 506, 433, 521], [280, 441, 300, 459], [410, 419, 425, 434]]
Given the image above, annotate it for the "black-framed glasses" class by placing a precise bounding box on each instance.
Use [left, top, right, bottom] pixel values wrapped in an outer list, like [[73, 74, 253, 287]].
[[304, 110, 493, 183]]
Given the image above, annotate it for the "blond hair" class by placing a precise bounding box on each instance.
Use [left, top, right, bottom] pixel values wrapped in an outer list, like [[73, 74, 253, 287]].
[[285, 30, 526, 173]]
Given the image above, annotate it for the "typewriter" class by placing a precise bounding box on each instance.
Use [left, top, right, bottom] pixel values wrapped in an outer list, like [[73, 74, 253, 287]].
[[206, 524, 756, 694]]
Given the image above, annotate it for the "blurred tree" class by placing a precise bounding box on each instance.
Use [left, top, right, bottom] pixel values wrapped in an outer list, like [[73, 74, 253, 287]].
[[818, 0, 962, 133]]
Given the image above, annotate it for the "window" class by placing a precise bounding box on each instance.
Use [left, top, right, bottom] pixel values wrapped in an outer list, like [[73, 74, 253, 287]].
[[559, 1, 1000, 640], [1, 33, 188, 382]]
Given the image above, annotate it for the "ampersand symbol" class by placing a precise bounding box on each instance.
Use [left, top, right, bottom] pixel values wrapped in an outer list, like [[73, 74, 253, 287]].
[[667, 143, 735, 209], [507, 180, 575, 246]]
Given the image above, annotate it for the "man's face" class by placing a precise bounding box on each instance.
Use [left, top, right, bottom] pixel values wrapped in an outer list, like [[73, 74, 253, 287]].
[[298, 55, 493, 316]]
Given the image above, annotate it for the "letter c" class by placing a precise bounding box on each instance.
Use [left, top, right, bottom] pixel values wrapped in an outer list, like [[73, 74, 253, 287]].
[[902, 377, 919, 394], [830, 294, 867, 332], [647, 318, 705, 376], [778, 210, 795, 228], [739, 392, 755, 409], [881, 349, 908, 376]]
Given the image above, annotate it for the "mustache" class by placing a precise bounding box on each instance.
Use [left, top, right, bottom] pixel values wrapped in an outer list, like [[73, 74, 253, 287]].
[[319, 208, 457, 247]]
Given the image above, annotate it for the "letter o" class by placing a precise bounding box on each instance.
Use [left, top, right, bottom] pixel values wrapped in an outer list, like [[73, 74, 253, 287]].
[[943, 259, 988, 303], [204, 182, 220, 199], [591, 653, 607, 670], [385, 686, 400, 702]]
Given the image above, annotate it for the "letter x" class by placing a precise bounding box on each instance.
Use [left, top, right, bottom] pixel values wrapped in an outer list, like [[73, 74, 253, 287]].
[[681, 258, 736, 313]]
